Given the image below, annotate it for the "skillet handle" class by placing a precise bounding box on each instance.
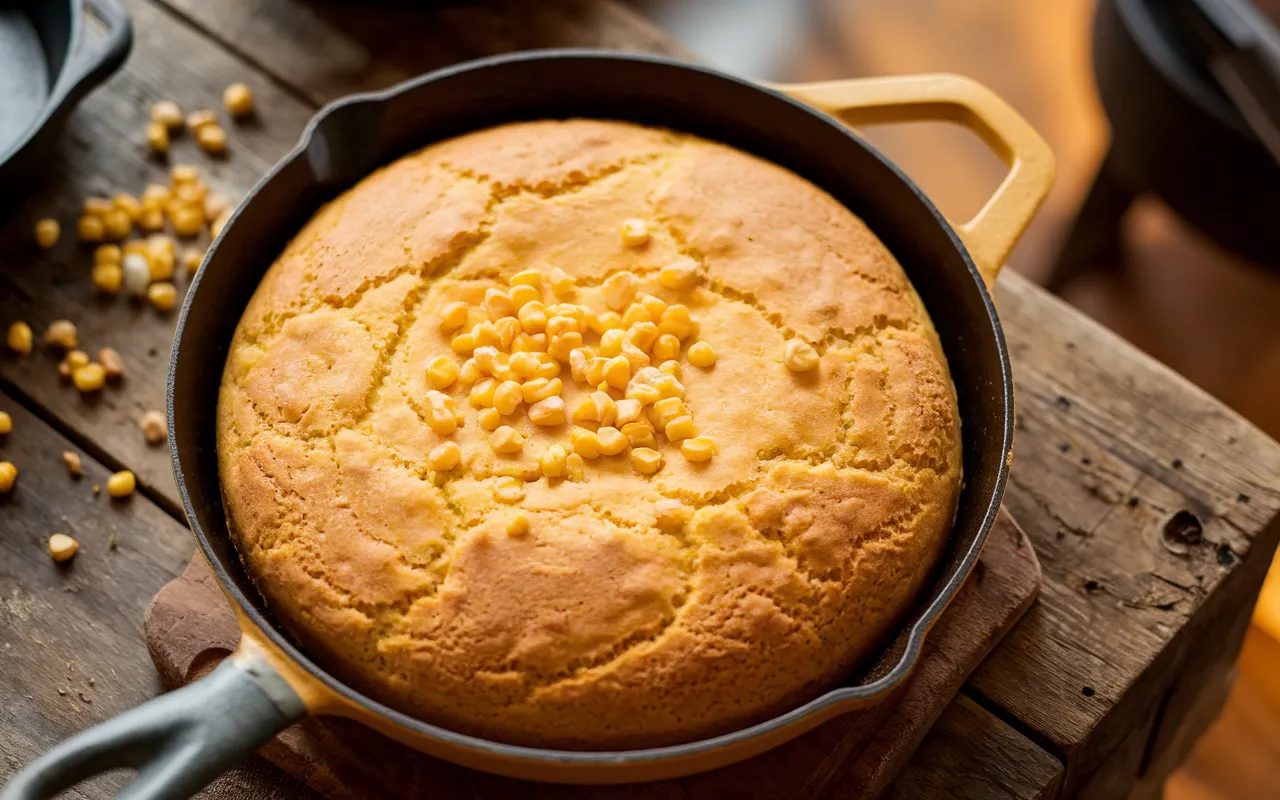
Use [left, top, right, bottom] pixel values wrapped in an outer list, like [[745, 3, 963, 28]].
[[0, 647, 304, 800], [774, 74, 1056, 289], [60, 0, 133, 106]]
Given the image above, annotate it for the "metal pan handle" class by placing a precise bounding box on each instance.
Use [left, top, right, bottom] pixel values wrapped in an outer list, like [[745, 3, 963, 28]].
[[0, 646, 304, 800], [774, 74, 1056, 289], [58, 0, 134, 108]]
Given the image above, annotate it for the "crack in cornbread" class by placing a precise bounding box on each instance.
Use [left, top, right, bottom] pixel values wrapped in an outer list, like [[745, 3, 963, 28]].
[[217, 120, 962, 749]]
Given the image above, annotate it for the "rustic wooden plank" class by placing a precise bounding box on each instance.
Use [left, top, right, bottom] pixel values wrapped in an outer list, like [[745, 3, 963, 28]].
[[156, 0, 691, 106], [0, 391, 313, 798], [969, 276, 1280, 794], [0, 0, 316, 512]]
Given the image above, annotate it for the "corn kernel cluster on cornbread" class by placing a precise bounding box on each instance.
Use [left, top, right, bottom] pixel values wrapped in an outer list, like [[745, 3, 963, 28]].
[[216, 119, 962, 749]]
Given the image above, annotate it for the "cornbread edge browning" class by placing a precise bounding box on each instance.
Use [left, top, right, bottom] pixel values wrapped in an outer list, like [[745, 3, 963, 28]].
[[216, 119, 962, 749]]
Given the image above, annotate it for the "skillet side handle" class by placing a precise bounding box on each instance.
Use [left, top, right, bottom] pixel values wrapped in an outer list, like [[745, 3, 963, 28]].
[[0, 646, 304, 800], [774, 74, 1056, 289], [63, 0, 133, 105]]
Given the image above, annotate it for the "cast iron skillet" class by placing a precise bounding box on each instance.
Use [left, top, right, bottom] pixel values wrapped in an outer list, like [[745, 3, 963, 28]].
[[1, 51, 1054, 799], [0, 0, 132, 211]]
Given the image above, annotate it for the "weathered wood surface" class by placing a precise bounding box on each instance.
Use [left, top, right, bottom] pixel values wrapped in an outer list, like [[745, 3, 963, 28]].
[[3, 0, 1280, 797], [142, 511, 1045, 800]]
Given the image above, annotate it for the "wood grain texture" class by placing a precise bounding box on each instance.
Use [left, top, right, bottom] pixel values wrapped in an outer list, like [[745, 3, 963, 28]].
[[142, 512, 1048, 799]]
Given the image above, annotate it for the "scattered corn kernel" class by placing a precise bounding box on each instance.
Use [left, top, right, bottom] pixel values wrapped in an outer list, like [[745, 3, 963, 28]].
[[652, 397, 688, 428], [146, 122, 170, 155], [571, 428, 602, 459], [114, 194, 142, 222], [451, 332, 477, 356], [517, 301, 548, 334], [665, 415, 697, 441], [44, 319, 77, 350], [34, 219, 60, 249], [596, 426, 628, 456], [547, 331, 583, 363], [428, 441, 462, 471], [603, 355, 631, 390], [493, 380, 523, 416], [151, 100, 183, 130], [659, 259, 698, 290], [457, 358, 481, 385], [651, 334, 680, 362], [620, 218, 651, 248], [469, 377, 498, 408], [436, 300, 468, 333], [565, 452, 586, 481], [83, 196, 114, 215], [658, 360, 683, 379], [139, 206, 166, 233], [142, 183, 172, 205], [522, 377, 562, 404], [615, 398, 642, 426], [508, 351, 540, 379], [140, 410, 167, 444], [622, 303, 652, 328], [196, 124, 228, 154], [506, 513, 530, 538], [640, 294, 667, 320], [658, 304, 696, 340], [203, 193, 228, 223], [573, 391, 618, 427], [477, 407, 502, 431], [48, 533, 78, 562], [603, 271, 637, 311], [630, 447, 663, 474], [186, 110, 217, 132], [626, 320, 658, 350], [0, 462, 16, 493], [528, 396, 566, 426], [535, 360, 561, 380], [425, 356, 459, 390], [681, 436, 717, 462], [77, 215, 105, 243], [106, 470, 135, 498], [62, 451, 82, 477], [148, 282, 178, 311], [73, 363, 106, 392], [94, 244, 121, 264], [493, 476, 525, 503], [471, 322, 501, 349], [688, 341, 717, 368], [484, 288, 516, 320], [98, 347, 124, 379], [182, 247, 204, 274], [622, 420, 657, 449], [101, 209, 130, 240], [509, 284, 539, 309], [654, 499, 691, 530], [92, 263, 123, 294], [58, 350, 89, 377], [0, 411, 9, 434], [548, 267, 575, 297], [223, 82, 255, 117], [7, 322, 32, 355], [590, 310, 624, 335], [784, 339, 820, 372], [540, 444, 568, 478], [122, 253, 151, 295], [171, 204, 204, 237]]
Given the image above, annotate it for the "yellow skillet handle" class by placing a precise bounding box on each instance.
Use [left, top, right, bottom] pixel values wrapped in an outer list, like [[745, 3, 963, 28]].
[[773, 74, 1056, 289]]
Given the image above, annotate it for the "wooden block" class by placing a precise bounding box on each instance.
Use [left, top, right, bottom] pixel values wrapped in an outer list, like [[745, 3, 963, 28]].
[[144, 509, 1042, 799]]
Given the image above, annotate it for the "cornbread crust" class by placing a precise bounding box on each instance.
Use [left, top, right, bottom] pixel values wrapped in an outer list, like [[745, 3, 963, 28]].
[[217, 120, 962, 749]]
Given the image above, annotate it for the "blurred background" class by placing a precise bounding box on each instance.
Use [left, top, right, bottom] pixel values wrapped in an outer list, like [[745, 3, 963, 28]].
[[625, 1, 1280, 797]]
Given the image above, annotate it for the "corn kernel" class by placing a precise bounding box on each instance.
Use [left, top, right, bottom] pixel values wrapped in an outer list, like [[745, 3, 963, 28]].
[[203, 192, 228, 223], [571, 428, 602, 459], [681, 436, 717, 462], [640, 294, 667, 320], [654, 499, 691, 531], [469, 377, 497, 408], [626, 321, 659, 351], [142, 184, 172, 205], [6, 322, 32, 355], [46, 533, 78, 562], [508, 284, 540, 310], [472, 346, 500, 376], [196, 124, 228, 154], [490, 425, 525, 454], [98, 347, 124, 379], [548, 331, 583, 363], [223, 82, 255, 117], [517, 300, 548, 333], [630, 447, 663, 474], [140, 409, 167, 444], [148, 282, 178, 311], [484, 288, 516, 320], [603, 355, 631, 390], [427, 405, 458, 436], [502, 513, 531, 538], [148, 245, 176, 282], [171, 205, 204, 237], [94, 244, 121, 264], [658, 305, 696, 340], [546, 315, 580, 339], [621, 420, 657, 449], [569, 348, 591, 383], [102, 209, 131, 240], [113, 194, 142, 222], [589, 310, 624, 335], [580, 357, 604, 387], [784, 339, 820, 372], [528, 396, 566, 426], [149, 232, 176, 258], [186, 110, 217, 133], [139, 206, 166, 233], [573, 391, 618, 428], [620, 218, 651, 248], [146, 122, 170, 155], [425, 356, 459, 390], [603, 271, 637, 311], [34, 219, 59, 249], [0, 411, 9, 434], [0, 462, 16, 493], [77, 215, 105, 243], [559, 453, 584, 483], [615, 398, 642, 426], [688, 341, 717, 368], [439, 301, 470, 333], [494, 316, 520, 350], [509, 269, 542, 288], [457, 358, 481, 385], [429, 441, 461, 471], [151, 100, 183, 128], [44, 320, 77, 350], [451, 332, 477, 355], [58, 350, 89, 377], [597, 426, 628, 456], [652, 397, 688, 428], [653, 373, 685, 400], [626, 381, 661, 406], [594, 330, 620, 360], [63, 451, 82, 477], [659, 259, 698, 290], [651, 334, 680, 362], [181, 248, 204, 274], [548, 267, 575, 297], [83, 196, 113, 215], [540, 444, 568, 478], [92, 263, 123, 293], [658, 360, 683, 379], [509, 333, 539, 354], [73, 363, 106, 392], [122, 253, 151, 295], [493, 476, 525, 504], [622, 304, 652, 328], [493, 380, 523, 416], [471, 322, 500, 349], [477, 407, 502, 431], [522, 377, 562, 404], [535, 360, 560, 380], [665, 415, 697, 441]]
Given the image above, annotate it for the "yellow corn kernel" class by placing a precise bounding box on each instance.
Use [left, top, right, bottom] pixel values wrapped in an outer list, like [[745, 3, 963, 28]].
[[640, 294, 667, 320], [510, 333, 541, 354], [621, 420, 657, 449], [630, 447, 663, 474], [597, 426, 628, 456], [547, 303, 586, 325], [505, 513, 530, 538], [477, 407, 502, 431], [594, 330, 621, 360], [73, 363, 107, 393], [34, 218, 60, 249], [203, 193, 228, 223], [196, 124, 228, 154], [492, 318, 519, 350], [622, 303, 652, 328], [603, 356, 631, 391], [626, 321, 659, 351], [615, 398, 642, 426], [425, 356, 459, 390], [84, 196, 114, 215], [92, 263, 123, 294], [588, 310, 622, 336], [425, 405, 458, 436], [540, 444, 568, 478], [570, 428, 602, 459], [547, 331, 583, 363], [659, 259, 698, 290], [148, 282, 178, 311], [654, 499, 691, 530], [58, 350, 89, 377], [457, 358, 481, 386], [146, 121, 170, 155], [522, 377, 562, 404], [578, 391, 617, 427], [102, 209, 132, 240], [504, 351, 536, 379], [98, 348, 124, 379], [493, 380, 523, 416], [450, 332, 477, 356], [517, 300, 547, 333], [545, 315, 580, 340], [223, 82, 255, 117], [428, 441, 461, 471], [490, 425, 525, 455], [62, 451, 82, 477], [0, 462, 16, 493], [652, 397, 688, 428], [0, 411, 9, 434], [181, 247, 204, 275], [583, 357, 607, 387], [138, 206, 165, 233], [469, 377, 497, 408], [602, 271, 637, 311], [569, 348, 591, 383], [77, 215, 104, 243], [535, 360, 560, 380], [548, 267, 575, 297], [6, 322, 33, 355], [151, 100, 183, 128], [620, 218, 651, 248], [653, 373, 685, 400], [681, 436, 717, 462], [44, 319, 78, 350], [141, 185, 170, 208], [688, 341, 717, 368], [94, 244, 121, 264], [784, 339, 820, 372], [114, 194, 142, 222], [528, 396, 566, 426], [472, 346, 501, 376], [439, 301, 470, 333], [651, 334, 680, 362], [471, 322, 501, 349], [559, 454, 583, 483], [493, 476, 525, 504], [658, 360, 684, 380], [626, 382, 661, 406], [658, 305, 696, 340], [664, 415, 697, 441], [170, 205, 203, 238], [148, 247, 176, 282], [504, 268, 540, 288], [509, 284, 540, 310], [175, 181, 207, 205], [484, 288, 516, 320]]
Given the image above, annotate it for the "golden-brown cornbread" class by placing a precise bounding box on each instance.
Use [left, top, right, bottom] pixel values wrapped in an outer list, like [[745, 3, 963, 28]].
[[216, 119, 962, 749]]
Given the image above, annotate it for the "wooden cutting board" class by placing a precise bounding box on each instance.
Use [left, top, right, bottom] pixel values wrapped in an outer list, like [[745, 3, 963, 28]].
[[144, 509, 1040, 799]]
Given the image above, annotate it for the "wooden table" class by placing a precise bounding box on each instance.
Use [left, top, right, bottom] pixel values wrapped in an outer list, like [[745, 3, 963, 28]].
[[2, 2, 1278, 798]]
